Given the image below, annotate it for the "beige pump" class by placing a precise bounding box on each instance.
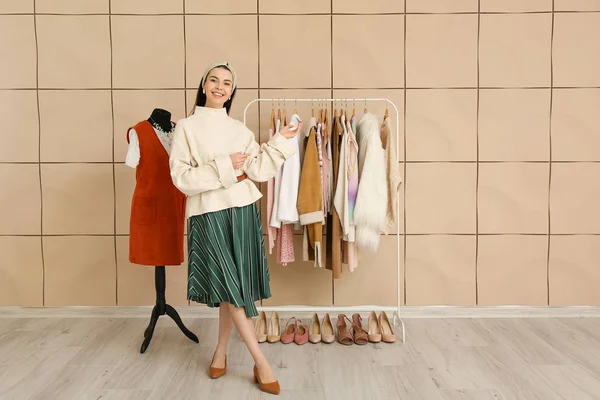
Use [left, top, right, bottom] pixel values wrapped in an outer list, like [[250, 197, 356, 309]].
[[379, 311, 396, 343], [254, 311, 267, 343], [321, 313, 335, 344], [267, 312, 281, 343], [309, 313, 322, 343], [368, 311, 382, 343]]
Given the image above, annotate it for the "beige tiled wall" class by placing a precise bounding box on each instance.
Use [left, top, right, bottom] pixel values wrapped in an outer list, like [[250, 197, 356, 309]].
[[1, 1, 599, 308]]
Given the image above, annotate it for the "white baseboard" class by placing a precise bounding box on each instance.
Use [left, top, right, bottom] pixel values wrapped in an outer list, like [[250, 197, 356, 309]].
[[1, 305, 600, 319]]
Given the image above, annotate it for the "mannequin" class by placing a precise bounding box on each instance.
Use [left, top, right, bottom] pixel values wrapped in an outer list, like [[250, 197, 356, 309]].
[[126, 108, 199, 353]]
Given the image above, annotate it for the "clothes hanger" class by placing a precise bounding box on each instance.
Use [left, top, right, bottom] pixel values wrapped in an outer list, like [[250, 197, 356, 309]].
[[270, 104, 275, 131], [352, 99, 356, 118], [311, 99, 314, 118], [345, 98, 349, 118], [384, 103, 389, 119], [364, 99, 368, 113], [282, 100, 287, 125], [294, 98, 298, 115], [277, 99, 281, 121]]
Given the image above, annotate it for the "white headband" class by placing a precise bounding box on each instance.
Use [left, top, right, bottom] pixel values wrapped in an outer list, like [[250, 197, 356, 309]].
[[200, 61, 237, 90]]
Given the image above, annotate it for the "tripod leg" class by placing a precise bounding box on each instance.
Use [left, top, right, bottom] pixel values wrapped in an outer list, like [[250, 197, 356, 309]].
[[166, 304, 199, 343], [140, 305, 160, 354]]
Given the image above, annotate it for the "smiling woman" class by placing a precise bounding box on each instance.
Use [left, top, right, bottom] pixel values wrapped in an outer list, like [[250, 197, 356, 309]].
[[169, 62, 301, 395], [193, 61, 238, 115]]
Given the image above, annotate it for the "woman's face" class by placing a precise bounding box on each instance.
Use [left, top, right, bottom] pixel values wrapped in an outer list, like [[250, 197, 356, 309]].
[[203, 67, 234, 108]]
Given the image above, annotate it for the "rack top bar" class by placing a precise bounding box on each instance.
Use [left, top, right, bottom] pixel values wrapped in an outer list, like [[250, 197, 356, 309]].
[[243, 98, 400, 124]]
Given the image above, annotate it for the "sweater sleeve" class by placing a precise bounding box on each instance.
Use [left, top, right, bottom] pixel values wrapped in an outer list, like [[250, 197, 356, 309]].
[[243, 130, 296, 183], [169, 121, 237, 196], [297, 128, 323, 225]]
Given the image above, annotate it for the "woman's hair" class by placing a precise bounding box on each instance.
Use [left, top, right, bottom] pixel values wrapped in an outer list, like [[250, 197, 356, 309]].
[[193, 66, 237, 115]]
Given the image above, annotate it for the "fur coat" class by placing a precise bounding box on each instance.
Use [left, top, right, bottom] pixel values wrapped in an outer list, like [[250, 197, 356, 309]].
[[354, 112, 388, 252]]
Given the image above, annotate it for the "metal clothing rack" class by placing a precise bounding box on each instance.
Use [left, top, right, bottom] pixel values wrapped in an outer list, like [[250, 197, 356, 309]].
[[243, 98, 405, 343]]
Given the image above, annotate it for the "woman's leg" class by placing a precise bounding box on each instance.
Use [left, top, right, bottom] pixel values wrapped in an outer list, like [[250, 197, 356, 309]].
[[227, 303, 276, 383], [211, 302, 234, 368]]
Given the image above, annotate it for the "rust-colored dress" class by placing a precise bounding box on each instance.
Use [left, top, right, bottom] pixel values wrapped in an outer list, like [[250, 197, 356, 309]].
[[127, 121, 186, 266]]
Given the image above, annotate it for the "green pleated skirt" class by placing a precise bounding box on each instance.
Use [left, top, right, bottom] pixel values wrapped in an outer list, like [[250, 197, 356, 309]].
[[187, 203, 270, 318]]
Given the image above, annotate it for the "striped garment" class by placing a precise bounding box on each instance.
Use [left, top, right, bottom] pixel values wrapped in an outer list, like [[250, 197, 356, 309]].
[[187, 203, 270, 318]]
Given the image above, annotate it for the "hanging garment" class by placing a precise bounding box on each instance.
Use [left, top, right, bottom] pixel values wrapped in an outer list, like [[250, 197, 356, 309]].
[[334, 114, 352, 241], [334, 115, 360, 273], [266, 110, 277, 254], [322, 110, 332, 216], [270, 118, 283, 229], [326, 127, 334, 213], [277, 113, 302, 224], [354, 112, 388, 252], [127, 120, 186, 266], [298, 118, 324, 267], [348, 116, 359, 231], [325, 112, 344, 279], [381, 114, 402, 234], [275, 113, 302, 266], [346, 116, 360, 271], [277, 222, 295, 265]]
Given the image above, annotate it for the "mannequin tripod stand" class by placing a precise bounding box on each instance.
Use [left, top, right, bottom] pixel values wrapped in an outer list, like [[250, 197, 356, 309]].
[[140, 266, 199, 354]]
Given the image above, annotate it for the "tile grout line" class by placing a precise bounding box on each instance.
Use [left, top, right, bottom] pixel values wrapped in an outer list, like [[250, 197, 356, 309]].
[[256, 0, 263, 309], [475, 0, 481, 306], [183, 0, 187, 115], [6, 10, 600, 16], [5, 160, 600, 165], [547, 0, 555, 307], [4, 86, 600, 91], [33, 0, 45, 307], [403, 1, 408, 306], [108, 2, 118, 306], [3, 232, 597, 238], [184, 0, 189, 307], [330, 0, 335, 306]]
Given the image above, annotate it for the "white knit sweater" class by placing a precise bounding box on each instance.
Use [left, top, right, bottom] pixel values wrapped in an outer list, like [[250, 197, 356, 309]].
[[169, 106, 296, 218]]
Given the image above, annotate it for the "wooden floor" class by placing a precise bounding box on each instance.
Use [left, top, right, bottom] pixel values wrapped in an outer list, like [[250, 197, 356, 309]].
[[1, 316, 600, 399]]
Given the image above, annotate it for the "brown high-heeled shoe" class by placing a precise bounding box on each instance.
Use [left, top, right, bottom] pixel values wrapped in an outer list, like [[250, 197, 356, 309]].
[[209, 352, 226, 379], [253, 365, 280, 395], [352, 313, 368, 346], [336, 314, 354, 345]]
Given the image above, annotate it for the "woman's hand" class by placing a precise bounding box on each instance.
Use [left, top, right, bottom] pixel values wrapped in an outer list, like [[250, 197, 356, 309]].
[[230, 152, 250, 169], [280, 123, 302, 139]]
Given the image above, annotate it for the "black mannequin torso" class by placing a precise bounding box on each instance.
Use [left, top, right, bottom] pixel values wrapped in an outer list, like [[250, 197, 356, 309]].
[[148, 108, 173, 132]]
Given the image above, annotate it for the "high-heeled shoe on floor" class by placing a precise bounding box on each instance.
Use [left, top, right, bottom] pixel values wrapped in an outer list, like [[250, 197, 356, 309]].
[[379, 311, 396, 343], [309, 313, 321, 343], [367, 311, 382, 343], [254, 365, 280, 395], [336, 314, 354, 346], [321, 313, 335, 344], [267, 312, 281, 343], [209, 353, 227, 379], [281, 317, 297, 344], [294, 319, 309, 345], [352, 313, 369, 346], [255, 311, 267, 343]]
